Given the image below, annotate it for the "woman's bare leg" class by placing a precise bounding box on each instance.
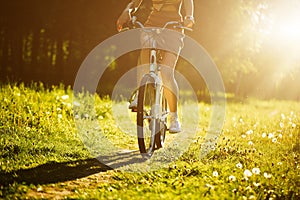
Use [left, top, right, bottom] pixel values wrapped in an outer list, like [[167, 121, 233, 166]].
[[160, 51, 179, 113]]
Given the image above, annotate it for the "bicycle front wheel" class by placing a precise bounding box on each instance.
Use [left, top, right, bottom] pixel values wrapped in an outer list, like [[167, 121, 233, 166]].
[[137, 75, 168, 157], [137, 75, 156, 156]]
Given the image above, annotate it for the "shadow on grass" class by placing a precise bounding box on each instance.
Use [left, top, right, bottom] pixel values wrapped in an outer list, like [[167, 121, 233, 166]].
[[0, 158, 111, 186]]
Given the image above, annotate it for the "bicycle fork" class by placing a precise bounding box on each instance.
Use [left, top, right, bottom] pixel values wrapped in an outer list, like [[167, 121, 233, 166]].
[[148, 49, 163, 153]]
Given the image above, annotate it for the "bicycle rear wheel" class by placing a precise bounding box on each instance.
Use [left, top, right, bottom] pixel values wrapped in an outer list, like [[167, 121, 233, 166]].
[[137, 74, 167, 156]]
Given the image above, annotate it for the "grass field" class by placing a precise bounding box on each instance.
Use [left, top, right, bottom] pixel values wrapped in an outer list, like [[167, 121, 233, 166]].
[[0, 83, 299, 199]]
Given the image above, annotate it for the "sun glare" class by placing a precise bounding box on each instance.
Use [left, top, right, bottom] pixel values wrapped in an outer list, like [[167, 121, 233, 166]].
[[269, 4, 300, 43], [275, 15, 300, 42]]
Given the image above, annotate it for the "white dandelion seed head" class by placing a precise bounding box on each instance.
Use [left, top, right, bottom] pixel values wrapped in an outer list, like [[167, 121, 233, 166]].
[[236, 163, 243, 169], [279, 122, 284, 128], [244, 169, 253, 177], [264, 172, 272, 179], [268, 133, 274, 139], [262, 133, 267, 138], [212, 171, 219, 177], [61, 95, 69, 100], [228, 175, 236, 181], [277, 162, 282, 165], [73, 101, 81, 107], [253, 182, 261, 187], [252, 167, 261, 175]]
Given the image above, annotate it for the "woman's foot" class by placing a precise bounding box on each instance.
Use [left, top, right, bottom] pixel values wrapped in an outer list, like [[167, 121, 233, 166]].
[[169, 112, 181, 133]]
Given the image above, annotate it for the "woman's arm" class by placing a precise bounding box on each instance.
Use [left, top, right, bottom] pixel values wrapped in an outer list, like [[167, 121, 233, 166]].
[[116, 0, 143, 31], [183, 0, 195, 28]]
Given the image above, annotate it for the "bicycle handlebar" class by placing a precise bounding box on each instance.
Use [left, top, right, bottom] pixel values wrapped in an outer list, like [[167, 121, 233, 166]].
[[120, 16, 193, 32]]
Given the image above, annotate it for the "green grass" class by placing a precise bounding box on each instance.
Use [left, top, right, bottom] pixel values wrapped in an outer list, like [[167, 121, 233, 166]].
[[0, 83, 299, 199]]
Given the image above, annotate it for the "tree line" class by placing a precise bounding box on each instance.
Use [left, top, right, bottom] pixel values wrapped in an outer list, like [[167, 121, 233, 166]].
[[0, 0, 299, 100]]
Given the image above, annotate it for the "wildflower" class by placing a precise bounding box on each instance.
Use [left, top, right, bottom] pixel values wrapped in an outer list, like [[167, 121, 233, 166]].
[[212, 171, 219, 177], [252, 168, 261, 175], [268, 133, 274, 139], [281, 113, 285, 120], [278, 134, 283, 138], [277, 162, 282, 165], [57, 108, 62, 112], [58, 114, 63, 119], [279, 122, 284, 128], [242, 134, 246, 138], [205, 184, 215, 190], [239, 118, 244, 123], [264, 172, 272, 179], [61, 95, 69, 100], [228, 175, 236, 181], [244, 169, 252, 177], [262, 133, 267, 138], [73, 101, 81, 107], [246, 130, 253, 135], [248, 141, 254, 146], [236, 163, 243, 169], [292, 123, 296, 128], [272, 138, 277, 143], [253, 182, 260, 187]]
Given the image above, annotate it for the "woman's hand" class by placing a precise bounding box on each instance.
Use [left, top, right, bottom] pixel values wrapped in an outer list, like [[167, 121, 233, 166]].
[[116, 11, 131, 32], [184, 15, 195, 28]]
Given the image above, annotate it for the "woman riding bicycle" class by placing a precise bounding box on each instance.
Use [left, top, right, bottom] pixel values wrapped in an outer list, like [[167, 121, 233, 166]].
[[117, 0, 195, 133]]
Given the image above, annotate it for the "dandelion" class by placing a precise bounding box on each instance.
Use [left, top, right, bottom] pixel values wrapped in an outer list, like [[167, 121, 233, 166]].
[[277, 162, 282, 165], [278, 134, 283, 138], [246, 130, 253, 135], [73, 101, 81, 107], [252, 167, 261, 175], [236, 163, 243, 169], [248, 141, 254, 146], [268, 133, 274, 139], [61, 95, 69, 100], [58, 114, 63, 119], [279, 122, 284, 128], [205, 184, 215, 190], [242, 134, 246, 138], [212, 171, 219, 177], [264, 172, 272, 179], [57, 108, 62, 112], [262, 133, 267, 138], [281, 113, 285, 120], [244, 169, 252, 177], [228, 175, 236, 181], [272, 138, 277, 143], [253, 182, 261, 187], [239, 118, 244, 123], [292, 123, 296, 128]]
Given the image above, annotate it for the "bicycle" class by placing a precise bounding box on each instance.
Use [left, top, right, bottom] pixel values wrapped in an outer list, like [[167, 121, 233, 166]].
[[125, 16, 191, 157]]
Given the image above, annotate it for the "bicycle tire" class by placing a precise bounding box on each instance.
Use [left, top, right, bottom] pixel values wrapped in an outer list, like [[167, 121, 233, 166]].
[[137, 74, 167, 156]]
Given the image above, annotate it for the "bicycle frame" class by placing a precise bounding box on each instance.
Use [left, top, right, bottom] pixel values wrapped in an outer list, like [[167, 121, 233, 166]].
[[128, 16, 189, 156]]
